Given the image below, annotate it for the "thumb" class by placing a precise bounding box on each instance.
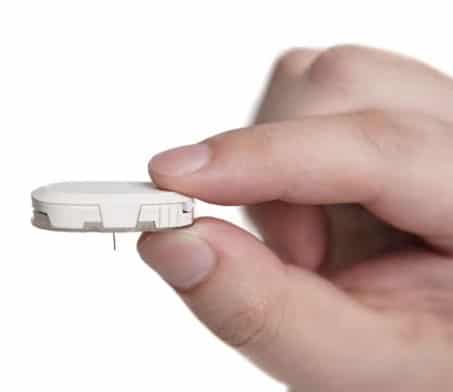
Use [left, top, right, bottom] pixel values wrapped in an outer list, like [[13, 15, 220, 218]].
[[137, 218, 379, 388]]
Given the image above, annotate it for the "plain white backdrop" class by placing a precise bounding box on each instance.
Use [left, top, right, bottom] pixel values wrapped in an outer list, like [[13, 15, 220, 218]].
[[1, 1, 452, 390]]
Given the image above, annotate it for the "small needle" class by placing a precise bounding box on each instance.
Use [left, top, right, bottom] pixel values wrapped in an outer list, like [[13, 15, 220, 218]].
[[113, 232, 117, 251]]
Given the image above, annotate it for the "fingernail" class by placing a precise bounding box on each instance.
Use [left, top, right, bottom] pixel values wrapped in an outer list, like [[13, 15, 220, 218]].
[[150, 143, 211, 176], [138, 232, 216, 290]]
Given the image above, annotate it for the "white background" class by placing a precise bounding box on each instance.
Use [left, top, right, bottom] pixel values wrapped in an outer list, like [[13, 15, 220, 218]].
[[1, 1, 452, 391]]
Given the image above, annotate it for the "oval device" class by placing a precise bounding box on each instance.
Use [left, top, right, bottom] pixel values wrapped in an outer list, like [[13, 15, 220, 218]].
[[31, 182, 194, 232]]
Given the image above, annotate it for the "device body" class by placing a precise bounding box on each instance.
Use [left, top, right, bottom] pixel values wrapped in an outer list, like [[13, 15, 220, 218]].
[[31, 182, 194, 232]]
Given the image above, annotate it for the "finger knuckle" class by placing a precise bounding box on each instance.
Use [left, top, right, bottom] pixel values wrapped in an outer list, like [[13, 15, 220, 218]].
[[273, 48, 319, 78], [350, 112, 389, 166], [212, 297, 283, 349], [353, 110, 405, 158], [396, 312, 453, 351], [308, 44, 365, 87]]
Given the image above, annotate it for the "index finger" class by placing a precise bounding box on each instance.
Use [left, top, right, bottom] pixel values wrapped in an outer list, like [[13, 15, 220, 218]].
[[149, 111, 453, 252]]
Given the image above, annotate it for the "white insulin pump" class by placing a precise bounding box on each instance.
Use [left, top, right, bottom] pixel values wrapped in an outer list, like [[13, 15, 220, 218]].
[[31, 182, 194, 233]]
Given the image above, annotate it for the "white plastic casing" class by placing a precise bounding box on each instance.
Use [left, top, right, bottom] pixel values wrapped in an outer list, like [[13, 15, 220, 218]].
[[31, 182, 194, 232]]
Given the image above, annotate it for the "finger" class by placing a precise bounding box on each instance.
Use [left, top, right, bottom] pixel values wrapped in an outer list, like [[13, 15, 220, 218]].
[[331, 250, 453, 294], [282, 45, 453, 121], [137, 218, 376, 388], [246, 201, 328, 270], [255, 48, 322, 124], [149, 113, 453, 252], [246, 201, 416, 272]]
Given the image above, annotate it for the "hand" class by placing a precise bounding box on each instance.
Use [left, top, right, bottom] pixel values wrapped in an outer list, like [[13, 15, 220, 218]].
[[138, 46, 453, 391]]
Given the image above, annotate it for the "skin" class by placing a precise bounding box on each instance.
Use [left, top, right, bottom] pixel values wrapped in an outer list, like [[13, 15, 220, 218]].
[[138, 46, 453, 391]]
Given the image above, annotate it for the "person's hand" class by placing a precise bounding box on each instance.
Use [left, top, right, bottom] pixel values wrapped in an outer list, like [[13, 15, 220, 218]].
[[138, 46, 453, 391]]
